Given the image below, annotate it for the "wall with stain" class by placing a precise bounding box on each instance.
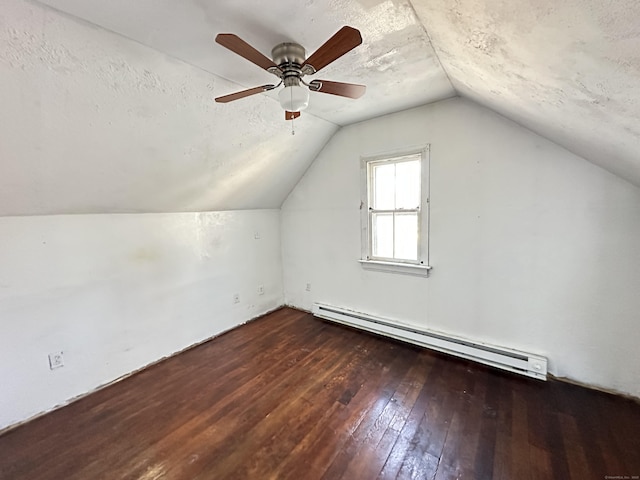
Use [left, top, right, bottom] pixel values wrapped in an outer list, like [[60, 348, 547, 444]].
[[0, 210, 283, 431], [281, 97, 640, 398]]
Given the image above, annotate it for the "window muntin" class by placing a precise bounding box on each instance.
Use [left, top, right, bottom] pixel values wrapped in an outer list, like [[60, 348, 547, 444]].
[[367, 154, 421, 263]]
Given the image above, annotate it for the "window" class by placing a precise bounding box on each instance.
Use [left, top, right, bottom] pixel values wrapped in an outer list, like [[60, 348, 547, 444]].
[[360, 147, 431, 276]]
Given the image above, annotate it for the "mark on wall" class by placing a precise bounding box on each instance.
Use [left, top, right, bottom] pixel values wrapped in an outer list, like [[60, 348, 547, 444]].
[[130, 247, 162, 264]]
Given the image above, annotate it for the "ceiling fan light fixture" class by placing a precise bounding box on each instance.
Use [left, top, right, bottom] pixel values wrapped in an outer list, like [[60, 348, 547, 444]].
[[278, 85, 309, 112]]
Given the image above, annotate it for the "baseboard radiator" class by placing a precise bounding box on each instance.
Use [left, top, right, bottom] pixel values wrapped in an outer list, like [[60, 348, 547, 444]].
[[312, 303, 547, 380]]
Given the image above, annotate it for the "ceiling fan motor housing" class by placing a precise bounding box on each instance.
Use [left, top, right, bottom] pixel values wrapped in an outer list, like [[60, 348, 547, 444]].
[[272, 42, 310, 112], [271, 42, 315, 86], [272, 43, 305, 71]]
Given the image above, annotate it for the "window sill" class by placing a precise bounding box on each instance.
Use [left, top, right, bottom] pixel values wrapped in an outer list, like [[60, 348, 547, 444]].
[[359, 259, 432, 277]]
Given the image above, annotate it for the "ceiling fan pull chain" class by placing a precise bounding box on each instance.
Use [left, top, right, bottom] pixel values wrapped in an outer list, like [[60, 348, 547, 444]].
[[291, 88, 295, 135]]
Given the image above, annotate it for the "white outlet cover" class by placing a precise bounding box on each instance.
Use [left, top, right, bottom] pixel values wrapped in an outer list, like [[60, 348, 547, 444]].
[[48, 351, 64, 370], [258, 285, 264, 295], [233, 294, 240, 304]]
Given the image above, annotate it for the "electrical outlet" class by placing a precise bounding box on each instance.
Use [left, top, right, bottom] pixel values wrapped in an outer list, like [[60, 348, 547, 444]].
[[258, 285, 264, 295], [306, 283, 311, 292], [48, 351, 64, 370], [254, 231, 260, 239], [233, 293, 240, 304]]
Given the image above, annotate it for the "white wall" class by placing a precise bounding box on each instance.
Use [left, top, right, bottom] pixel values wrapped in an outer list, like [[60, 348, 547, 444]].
[[281, 97, 640, 398], [0, 210, 283, 430]]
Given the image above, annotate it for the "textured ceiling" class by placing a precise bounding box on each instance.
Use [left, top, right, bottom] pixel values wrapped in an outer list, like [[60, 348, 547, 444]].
[[0, 0, 454, 215], [36, 0, 455, 126], [1, 0, 639, 215], [412, 0, 640, 186]]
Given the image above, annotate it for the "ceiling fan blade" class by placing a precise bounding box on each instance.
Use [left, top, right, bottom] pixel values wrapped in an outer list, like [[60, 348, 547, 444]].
[[215, 85, 274, 103], [309, 80, 366, 99], [285, 111, 301, 120], [302, 26, 362, 74], [215, 34, 278, 72]]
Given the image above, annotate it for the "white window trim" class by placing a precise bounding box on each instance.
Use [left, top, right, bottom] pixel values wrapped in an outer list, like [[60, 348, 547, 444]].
[[359, 145, 432, 276], [358, 259, 432, 277]]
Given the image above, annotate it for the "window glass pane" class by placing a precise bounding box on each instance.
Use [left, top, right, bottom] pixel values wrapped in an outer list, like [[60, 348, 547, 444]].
[[395, 160, 420, 209], [372, 213, 393, 258], [394, 212, 418, 260], [373, 163, 395, 210]]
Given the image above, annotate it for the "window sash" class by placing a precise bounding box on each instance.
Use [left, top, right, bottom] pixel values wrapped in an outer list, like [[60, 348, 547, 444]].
[[367, 155, 422, 264], [368, 212, 420, 263]]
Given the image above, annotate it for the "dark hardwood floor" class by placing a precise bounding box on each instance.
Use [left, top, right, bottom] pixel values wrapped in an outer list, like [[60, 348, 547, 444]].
[[1, 307, 639, 479]]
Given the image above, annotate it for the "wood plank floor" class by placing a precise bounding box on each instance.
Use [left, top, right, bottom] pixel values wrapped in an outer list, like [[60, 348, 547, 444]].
[[1, 307, 639, 479]]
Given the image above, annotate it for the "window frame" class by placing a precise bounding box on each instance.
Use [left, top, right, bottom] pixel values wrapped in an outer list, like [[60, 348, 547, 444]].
[[360, 145, 432, 276]]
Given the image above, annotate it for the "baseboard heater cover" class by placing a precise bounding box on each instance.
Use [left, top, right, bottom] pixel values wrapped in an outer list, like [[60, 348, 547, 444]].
[[312, 303, 547, 381]]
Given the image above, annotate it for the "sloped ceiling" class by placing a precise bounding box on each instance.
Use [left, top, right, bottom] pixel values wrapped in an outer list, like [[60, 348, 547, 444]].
[[0, 0, 452, 215], [1, 0, 639, 215], [412, 0, 640, 186]]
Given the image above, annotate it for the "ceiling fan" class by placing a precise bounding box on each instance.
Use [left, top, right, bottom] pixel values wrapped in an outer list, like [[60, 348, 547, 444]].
[[214, 26, 366, 120]]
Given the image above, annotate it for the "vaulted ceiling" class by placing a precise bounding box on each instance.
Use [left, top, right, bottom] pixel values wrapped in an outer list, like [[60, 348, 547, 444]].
[[1, 0, 639, 215]]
